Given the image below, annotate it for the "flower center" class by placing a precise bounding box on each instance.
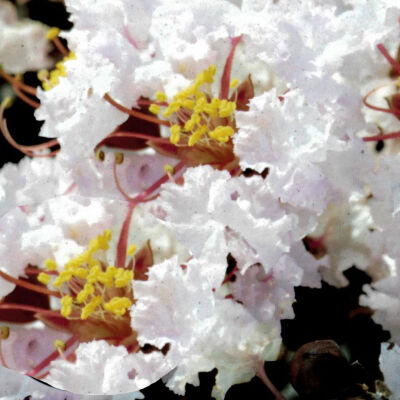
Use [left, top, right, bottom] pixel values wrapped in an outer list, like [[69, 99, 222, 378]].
[[37, 230, 135, 322], [150, 65, 238, 147]]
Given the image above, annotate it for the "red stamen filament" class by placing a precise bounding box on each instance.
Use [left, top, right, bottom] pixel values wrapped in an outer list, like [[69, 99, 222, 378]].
[[115, 202, 136, 268], [25, 267, 58, 276], [363, 131, 400, 142], [51, 37, 69, 57], [0, 112, 59, 158], [0, 303, 61, 317], [220, 35, 243, 99], [377, 43, 400, 76], [136, 99, 168, 107], [26, 336, 78, 378], [12, 85, 40, 109], [0, 70, 37, 96], [113, 157, 135, 202], [111, 131, 170, 144], [363, 83, 400, 118], [104, 93, 171, 127], [256, 362, 287, 400], [0, 270, 61, 298]]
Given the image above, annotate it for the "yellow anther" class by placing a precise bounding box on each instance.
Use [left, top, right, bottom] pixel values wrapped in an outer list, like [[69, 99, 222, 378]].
[[103, 297, 132, 316], [184, 113, 200, 132], [182, 99, 195, 110], [81, 296, 102, 320], [114, 269, 134, 288], [127, 244, 137, 256], [46, 27, 60, 41], [194, 97, 206, 113], [1, 326, 9, 340], [155, 91, 167, 102], [188, 124, 207, 147], [37, 69, 49, 81], [37, 272, 51, 286], [52, 277, 63, 288], [230, 78, 239, 89], [149, 104, 161, 114], [45, 258, 57, 271], [115, 152, 124, 165], [208, 126, 235, 143], [96, 149, 105, 162], [163, 164, 175, 174], [61, 295, 73, 317], [54, 339, 66, 351], [170, 124, 181, 144], [73, 267, 88, 279], [76, 283, 94, 304], [1, 97, 12, 110], [218, 100, 236, 118], [203, 98, 220, 118], [87, 265, 101, 284]]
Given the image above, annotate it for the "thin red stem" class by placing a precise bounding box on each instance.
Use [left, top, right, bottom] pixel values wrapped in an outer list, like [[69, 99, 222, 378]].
[[0, 303, 61, 317], [363, 84, 400, 118], [256, 363, 286, 400], [113, 159, 135, 202], [220, 35, 242, 99], [111, 131, 170, 144], [0, 70, 37, 96], [104, 94, 171, 127], [137, 99, 168, 107], [52, 37, 69, 57], [0, 117, 59, 157], [12, 85, 40, 108], [0, 270, 61, 298], [377, 43, 400, 76], [25, 267, 58, 276], [363, 131, 400, 142], [115, 202, 136, 268], [25, 336, 78, 378]]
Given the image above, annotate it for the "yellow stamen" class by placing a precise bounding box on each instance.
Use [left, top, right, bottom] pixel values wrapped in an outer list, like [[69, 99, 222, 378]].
[[60, 295, 73, 317], [54, 339, 66, 351], [1, 326, 9, 340], [46, 27, 60, 41], [127, 244, 137, 256], [37, 272, 51, 285], [163, 164, 175, 174], [149, 104, 161, 115], [230, 78, 239, 89], [1, 97, 12, 110], [44, 258, 58, 271], [103, 297, 132, 316], [155, 91, 167, 102]]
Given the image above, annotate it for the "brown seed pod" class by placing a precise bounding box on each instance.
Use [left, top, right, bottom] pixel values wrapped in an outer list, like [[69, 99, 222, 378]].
[[291, 340, 351, 399]]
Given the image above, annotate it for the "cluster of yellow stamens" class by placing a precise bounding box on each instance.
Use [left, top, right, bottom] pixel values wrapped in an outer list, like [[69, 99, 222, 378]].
[[149, 65, 238, 146], [37, 230, 135, 320], [37, 52, 76, 91]]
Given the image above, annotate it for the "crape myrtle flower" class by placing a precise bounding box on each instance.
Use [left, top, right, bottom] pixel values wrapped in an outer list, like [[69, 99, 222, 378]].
[[2, 0, 400, 399]]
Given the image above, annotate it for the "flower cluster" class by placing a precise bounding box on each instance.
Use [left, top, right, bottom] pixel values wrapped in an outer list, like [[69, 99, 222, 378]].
[[1, 0, 400, 399]]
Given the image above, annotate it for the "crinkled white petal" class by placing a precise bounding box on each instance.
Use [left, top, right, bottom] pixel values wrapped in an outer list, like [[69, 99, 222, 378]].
[[46, 340, 173, 395], [0, 1, 52, 73], [131, 256, 281, 400]]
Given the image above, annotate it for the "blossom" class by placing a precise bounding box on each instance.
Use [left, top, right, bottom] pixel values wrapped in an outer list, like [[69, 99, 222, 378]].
[[3, 0, 400, 398]]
